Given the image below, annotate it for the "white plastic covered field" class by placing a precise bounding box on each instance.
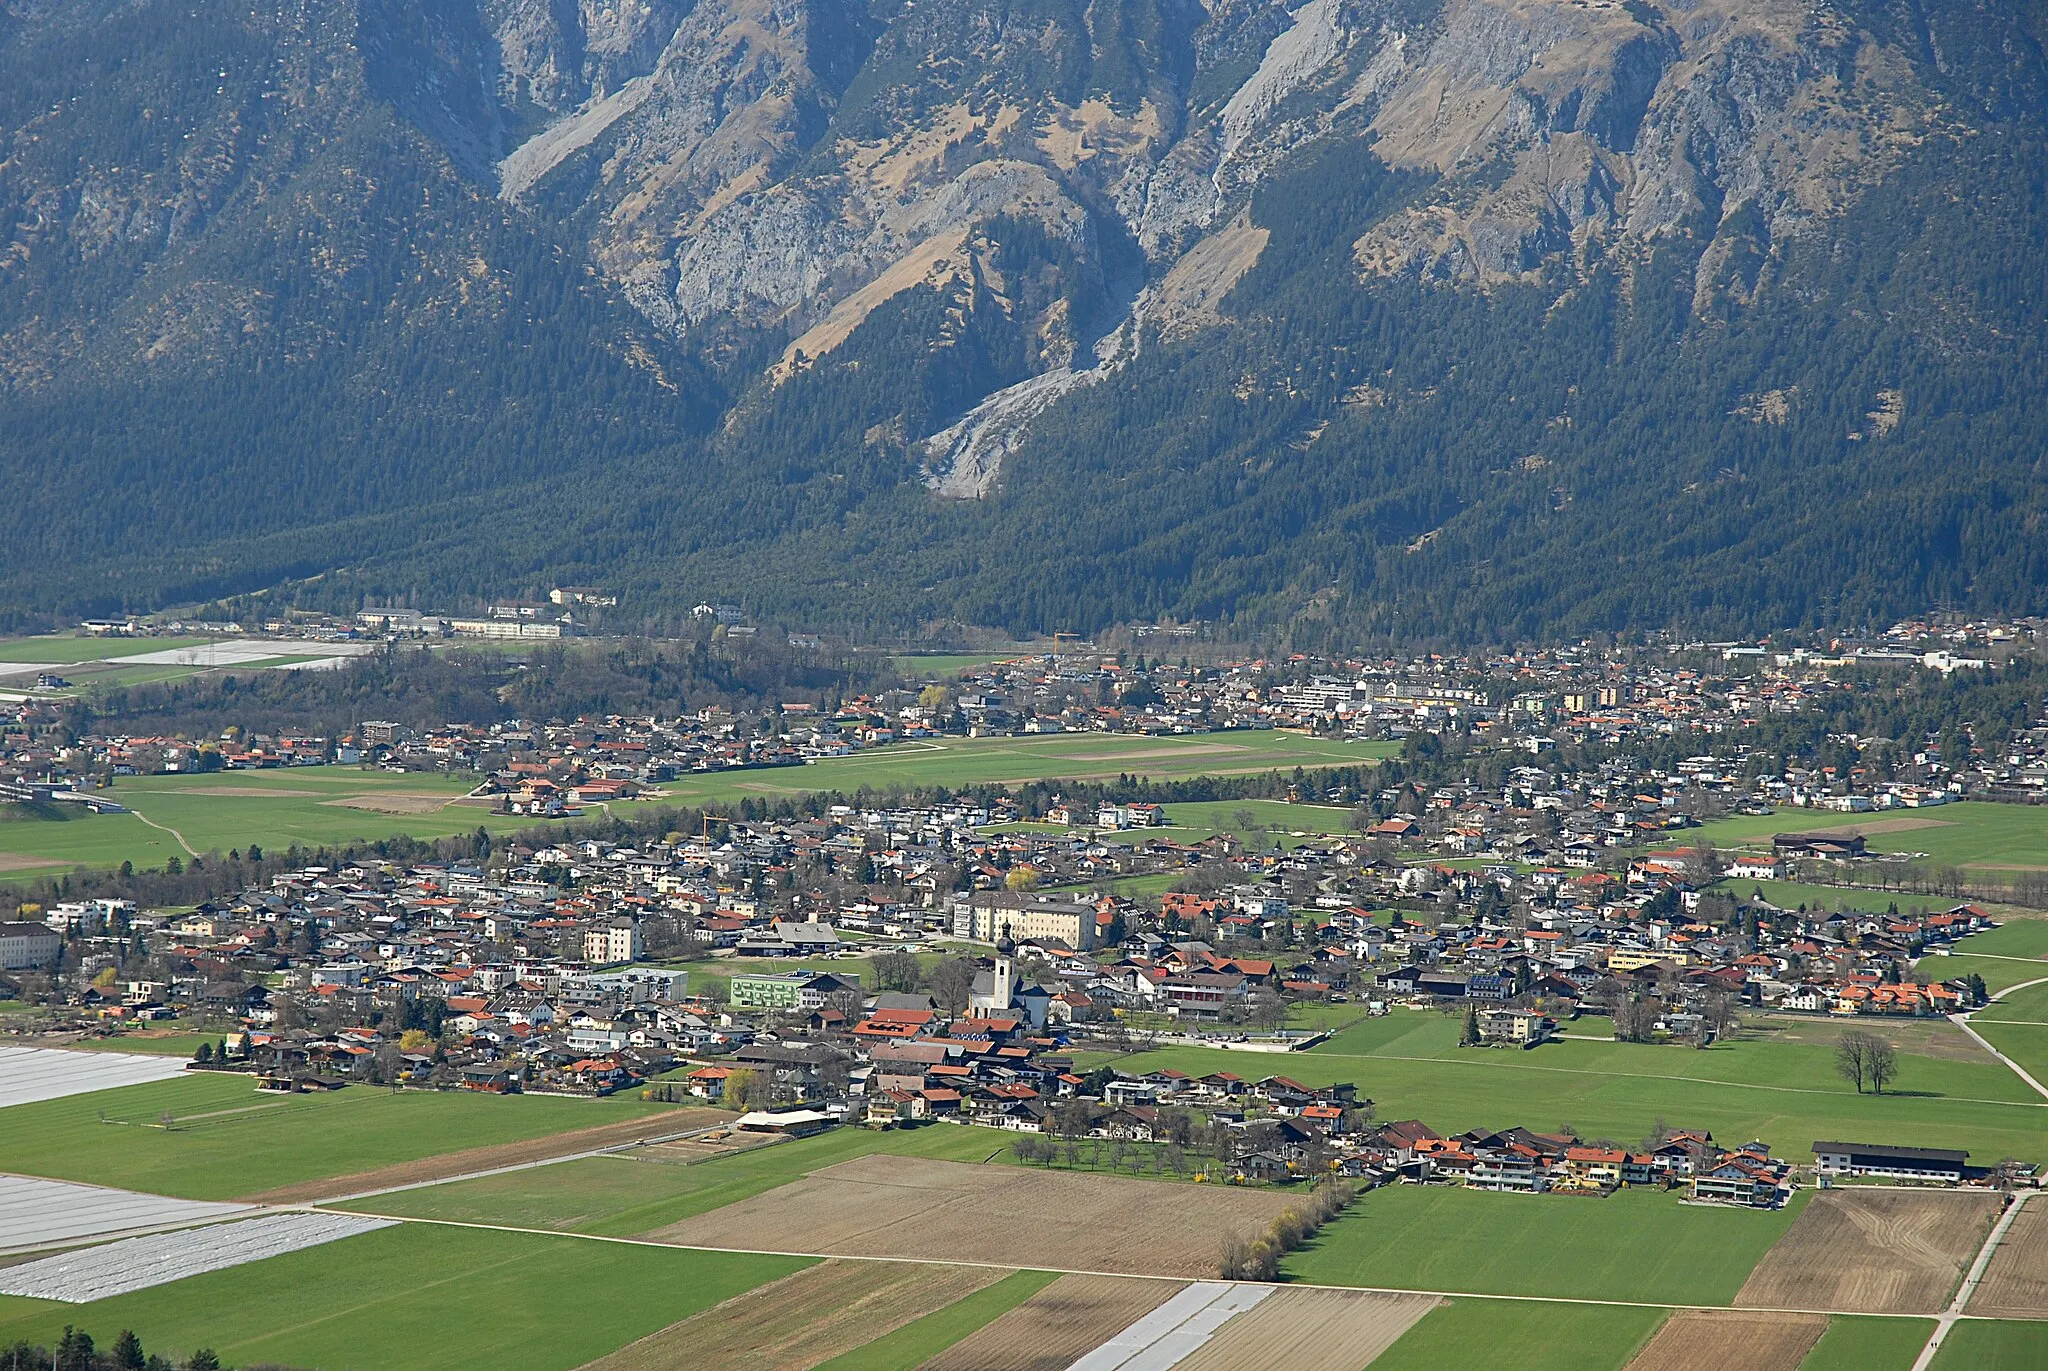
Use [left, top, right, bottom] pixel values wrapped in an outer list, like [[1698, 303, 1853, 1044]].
[[0, 1212, 397, 1302]]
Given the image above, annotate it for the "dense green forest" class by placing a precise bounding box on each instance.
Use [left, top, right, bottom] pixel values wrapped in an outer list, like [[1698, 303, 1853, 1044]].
[[1, 0, 2044, 643]]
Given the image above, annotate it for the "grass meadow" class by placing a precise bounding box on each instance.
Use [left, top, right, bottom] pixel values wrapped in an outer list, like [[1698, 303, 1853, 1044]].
[[1926, 1320, 2048, 1369], [1798, 1317, 1939, 1371], [1282, 1184, 1806, 1304], [1084, 1010, 2048, 1168], [1365, 1298, 1666, 1371], [0, 1070, 683, 1200], [0, 1222, 806, 1371], [1690, 802, 2048, 872]]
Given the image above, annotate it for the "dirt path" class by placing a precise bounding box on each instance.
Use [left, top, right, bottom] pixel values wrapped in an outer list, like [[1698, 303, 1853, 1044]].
[[242, 1108, 732, 1205], [126, 807, 198, 858]]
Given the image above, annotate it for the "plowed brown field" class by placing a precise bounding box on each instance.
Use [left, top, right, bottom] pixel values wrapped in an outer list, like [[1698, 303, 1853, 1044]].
[[1171, 1287, 1440, 1371], [573, 1258, 1008, 1371], [916, 1274, 1183, 1371], [1967, 1199, 2048, 1319], [243, 1108, 731, 1204], [1623, 1309, 1827, 1371], [645, 1154, 1296, 1277], [1734, 1190, 2001, 1314]]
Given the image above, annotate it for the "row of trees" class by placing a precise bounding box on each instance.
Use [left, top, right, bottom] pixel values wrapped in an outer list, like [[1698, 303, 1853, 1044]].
[[4, 1327, 255, 1371], [1218, 1179, 1359, 1281]]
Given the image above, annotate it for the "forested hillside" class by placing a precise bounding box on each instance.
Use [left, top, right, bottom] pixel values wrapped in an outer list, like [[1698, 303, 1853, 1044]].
[[1, 0, 2043, 641]]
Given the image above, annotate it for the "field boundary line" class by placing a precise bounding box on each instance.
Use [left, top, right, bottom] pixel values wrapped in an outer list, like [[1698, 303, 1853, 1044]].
[[298, 1208, 1962, 1319], [1909, 1191, 2030, 1371]]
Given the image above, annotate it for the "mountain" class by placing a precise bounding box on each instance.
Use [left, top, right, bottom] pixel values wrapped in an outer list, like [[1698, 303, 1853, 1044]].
[[0, 0, 2044, 639]]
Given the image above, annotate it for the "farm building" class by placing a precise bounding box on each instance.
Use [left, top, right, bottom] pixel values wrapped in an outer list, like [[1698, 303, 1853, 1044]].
[[1812, 1141, 1968, 1184]]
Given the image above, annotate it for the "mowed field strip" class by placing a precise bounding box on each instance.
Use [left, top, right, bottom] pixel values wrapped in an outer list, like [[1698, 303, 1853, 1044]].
[[572, 1258, 1009, 1371], [1733, 1189, 2002, 1314], [645, 1154, 1297, 1277], [1621, 1309, 1826, 1371]]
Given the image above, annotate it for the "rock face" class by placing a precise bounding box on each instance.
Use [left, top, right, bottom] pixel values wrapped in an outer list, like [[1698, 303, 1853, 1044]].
[[0, 0, 1960, 480]]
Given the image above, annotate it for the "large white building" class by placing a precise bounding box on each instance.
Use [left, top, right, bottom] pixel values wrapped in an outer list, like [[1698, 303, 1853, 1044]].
[[0, 921, 61, 970], [950, 895, 1097, 950]]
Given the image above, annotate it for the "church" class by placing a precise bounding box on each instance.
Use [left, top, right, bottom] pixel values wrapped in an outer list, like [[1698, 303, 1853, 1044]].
[[967, 925, 1054, 1030]]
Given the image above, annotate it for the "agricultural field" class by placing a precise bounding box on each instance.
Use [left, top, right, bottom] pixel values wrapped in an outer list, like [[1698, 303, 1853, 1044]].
[[0, 1213, 394, 1301], [1967, 1200, 2048, 1319], [0, 767, 561, 876], [575, 1259, 1009, 1371], [648, 732, 1394, 811], [810, 1270, 1061, 1371], [1281, 1184, 1804, 1306], [339, 1123, 1010, 1234], [645, 1153, 1296, 1277], [0, 1067, 685, 1201], [1364, 1298, 1667, 1371], [1091, 1012, 2048, 1169], [1927, 1320, 2048, 1369], [1734, 1189, 2002, 1314], [1795, 1317, 1937, 1371], [0, 635, 375, 695], [0, 1221, 806, 1371], [1171, 1287, 1441, 1371], [1690, 802, 2048, 873], [1710, 879, 1948, 916], [915, 1274, 1182, 1371], [1623, 1309, 1826, 1371]]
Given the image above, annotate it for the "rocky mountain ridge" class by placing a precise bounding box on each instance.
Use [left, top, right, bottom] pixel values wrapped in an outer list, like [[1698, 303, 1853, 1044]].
[[0, 0, 2043, 639]]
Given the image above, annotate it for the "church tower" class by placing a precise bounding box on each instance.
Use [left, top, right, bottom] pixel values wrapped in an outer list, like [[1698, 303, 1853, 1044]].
[[992, 924, 1015, 1010]]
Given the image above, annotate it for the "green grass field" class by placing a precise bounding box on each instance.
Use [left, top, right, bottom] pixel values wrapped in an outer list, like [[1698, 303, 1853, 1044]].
[[1925, 953, 2048, 994], [0, 768, 569, 875], [0, 1071, 682, 1201], [1800, 1317, 1938, 1371], [1, 733, 1390, 878], [1367, 1298, 1666, 1371], [1283, 1184, 1805, 1304], [810, 1270, 1061, 1371], [654, 732, 1393, 808], [0, 634, 241, 664], [1690, 802, 2048, 872], [1926, 1320, 2048, 1369], [0, 1221, 806, 1371], [341, 1123, 1009, 1234], [1087, 1009, 2048, 1167]]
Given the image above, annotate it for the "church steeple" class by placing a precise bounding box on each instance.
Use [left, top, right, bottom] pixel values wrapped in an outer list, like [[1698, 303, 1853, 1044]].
[[992, 923, 1015, 1009]]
